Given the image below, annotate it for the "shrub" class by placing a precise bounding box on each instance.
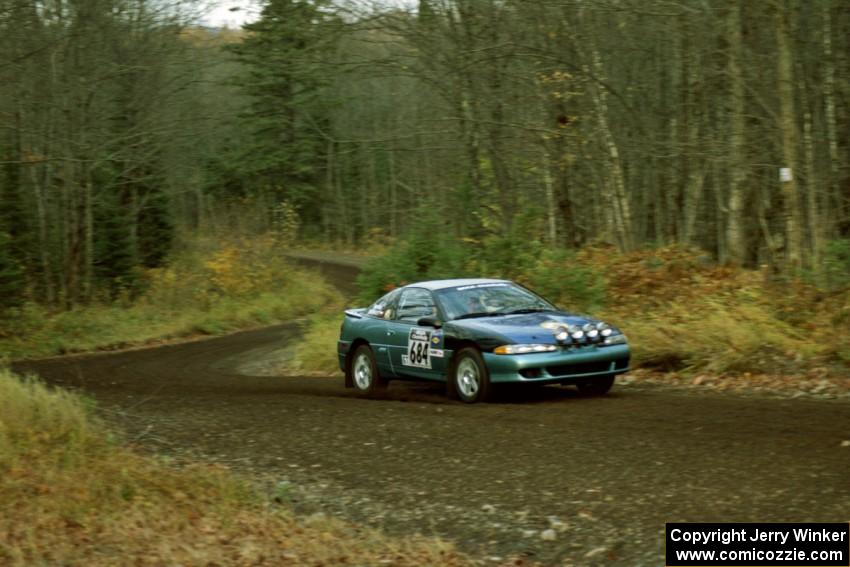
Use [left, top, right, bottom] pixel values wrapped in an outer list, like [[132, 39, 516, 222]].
[[822, 239, 850, 293], [518, 249, 606, 313], [356, 221, 469, 304], [356, 233, 606, 312]]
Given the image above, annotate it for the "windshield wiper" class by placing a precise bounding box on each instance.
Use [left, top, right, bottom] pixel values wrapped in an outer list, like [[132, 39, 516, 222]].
[[454, 311, 506, 320], [505, 307, 556, 315]]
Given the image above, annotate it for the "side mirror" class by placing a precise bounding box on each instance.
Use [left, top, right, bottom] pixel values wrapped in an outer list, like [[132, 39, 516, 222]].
[[417, 316, 442, 328]]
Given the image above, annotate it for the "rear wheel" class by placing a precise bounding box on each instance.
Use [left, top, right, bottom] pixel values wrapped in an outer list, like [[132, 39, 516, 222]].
[[451, 348, 491, 403], [576, 374, 615, 396], [349, 345, 387, 395]]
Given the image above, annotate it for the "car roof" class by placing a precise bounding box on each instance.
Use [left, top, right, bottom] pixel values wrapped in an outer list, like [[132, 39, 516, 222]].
[[405, 278, 511, 291]]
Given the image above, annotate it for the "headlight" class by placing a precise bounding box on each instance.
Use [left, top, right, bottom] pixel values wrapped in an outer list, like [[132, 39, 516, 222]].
[[603, 333, 627, 345], [554, 327, 569, 341], [494, 344, 558, 355], [596, 322, 612, 337]]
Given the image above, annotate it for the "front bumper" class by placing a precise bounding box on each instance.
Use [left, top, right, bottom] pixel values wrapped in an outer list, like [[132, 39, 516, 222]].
[[483, 343, 630, 384]]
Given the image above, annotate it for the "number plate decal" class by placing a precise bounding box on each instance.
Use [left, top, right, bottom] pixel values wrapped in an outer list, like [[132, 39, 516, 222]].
[[402, 328, 432, 369]]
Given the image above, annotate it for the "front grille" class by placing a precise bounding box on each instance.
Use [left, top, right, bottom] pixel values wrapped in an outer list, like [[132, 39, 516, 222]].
[[546, 360, 617, 377]]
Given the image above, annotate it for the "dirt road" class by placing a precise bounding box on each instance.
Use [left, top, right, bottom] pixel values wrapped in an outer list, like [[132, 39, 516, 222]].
[[14, 259, 850, 565]]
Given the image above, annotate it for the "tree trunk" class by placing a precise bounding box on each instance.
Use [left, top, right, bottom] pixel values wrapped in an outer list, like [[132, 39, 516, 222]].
[[802, 90, 820, 266], [28, 165, 55, 304], [83, 177, 93, 302], [821, 1, 840, 241], [591, 47, 633, 251], [682, 37, 705, 246], [540, 144, 557, 244], [775, 5, 804, 270], [726, 1, 747, 264], [388, 143, 398, 239]]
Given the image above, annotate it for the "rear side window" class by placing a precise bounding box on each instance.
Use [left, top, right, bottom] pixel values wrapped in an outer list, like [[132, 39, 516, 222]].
[[395, 288, 437, 322], [366, 289, 401, 320]]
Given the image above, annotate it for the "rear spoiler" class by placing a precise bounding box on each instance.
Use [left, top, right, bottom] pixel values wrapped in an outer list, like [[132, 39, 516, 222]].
[[344, 308, 366, 319]]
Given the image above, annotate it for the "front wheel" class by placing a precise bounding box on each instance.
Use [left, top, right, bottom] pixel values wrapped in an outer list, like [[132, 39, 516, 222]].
[[451, 347, 491, 403], [349, 345, 387, 395], [576, 374, 615, 396]]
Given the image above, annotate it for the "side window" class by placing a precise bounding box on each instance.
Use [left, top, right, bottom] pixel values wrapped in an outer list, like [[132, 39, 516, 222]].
[[396, 288, 437, 322], [366, 289, 400, 320]]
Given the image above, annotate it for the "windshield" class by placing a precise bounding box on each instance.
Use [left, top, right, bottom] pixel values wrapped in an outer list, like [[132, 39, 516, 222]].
[[435, 282, 557, 321]]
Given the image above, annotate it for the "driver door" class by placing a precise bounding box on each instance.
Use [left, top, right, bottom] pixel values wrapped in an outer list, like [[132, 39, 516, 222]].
[[385, 287, 447, 380]]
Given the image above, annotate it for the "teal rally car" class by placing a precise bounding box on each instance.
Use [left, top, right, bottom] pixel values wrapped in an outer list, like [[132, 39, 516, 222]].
[[337, 279, 630, 403]]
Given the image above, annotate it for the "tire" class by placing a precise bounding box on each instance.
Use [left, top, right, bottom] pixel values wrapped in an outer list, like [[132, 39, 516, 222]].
[[349, 345, 387, 395], [576, 374, 615, 396], [451, 347, 491, 403]]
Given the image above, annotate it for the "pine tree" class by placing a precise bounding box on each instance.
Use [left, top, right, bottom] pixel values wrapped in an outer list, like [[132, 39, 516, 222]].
[[226, 0, 338, 210], [137, 184, 174, 269], [1, 141, 31, 274], [0, 232, 25, 310]]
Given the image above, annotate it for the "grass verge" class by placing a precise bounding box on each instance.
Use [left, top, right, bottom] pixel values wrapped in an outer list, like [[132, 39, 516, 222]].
[[0, 236, 344, 360], [289, 315, 344, 375], [0, 368, 476, 566]]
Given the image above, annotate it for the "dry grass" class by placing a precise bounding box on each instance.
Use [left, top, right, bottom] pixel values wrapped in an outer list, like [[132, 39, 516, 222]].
[[611, 296, 818, 373], [0, 236, 344, 360], [289, 316, 343, 375], [584, 245, 846, 374], [0, 368, 479, 566]]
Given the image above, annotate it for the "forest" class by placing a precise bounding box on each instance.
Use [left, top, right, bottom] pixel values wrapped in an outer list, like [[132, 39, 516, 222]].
[[1, 0, 849, 311]]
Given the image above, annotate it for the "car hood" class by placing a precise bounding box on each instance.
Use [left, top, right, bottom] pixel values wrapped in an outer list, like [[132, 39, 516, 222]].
[[446, 311, 601, 346]]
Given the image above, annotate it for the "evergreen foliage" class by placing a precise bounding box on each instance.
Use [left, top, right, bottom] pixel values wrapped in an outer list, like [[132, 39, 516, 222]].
[[0, 152, 31, 271], [226, 0, 339, 214], [355, 206, 470, 304], [822, 240, 850, 293], [356, 205, 607, 314], [0, 232, 25, 310], [137, 185, 174, 270], [93, 189, 138, 296]]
